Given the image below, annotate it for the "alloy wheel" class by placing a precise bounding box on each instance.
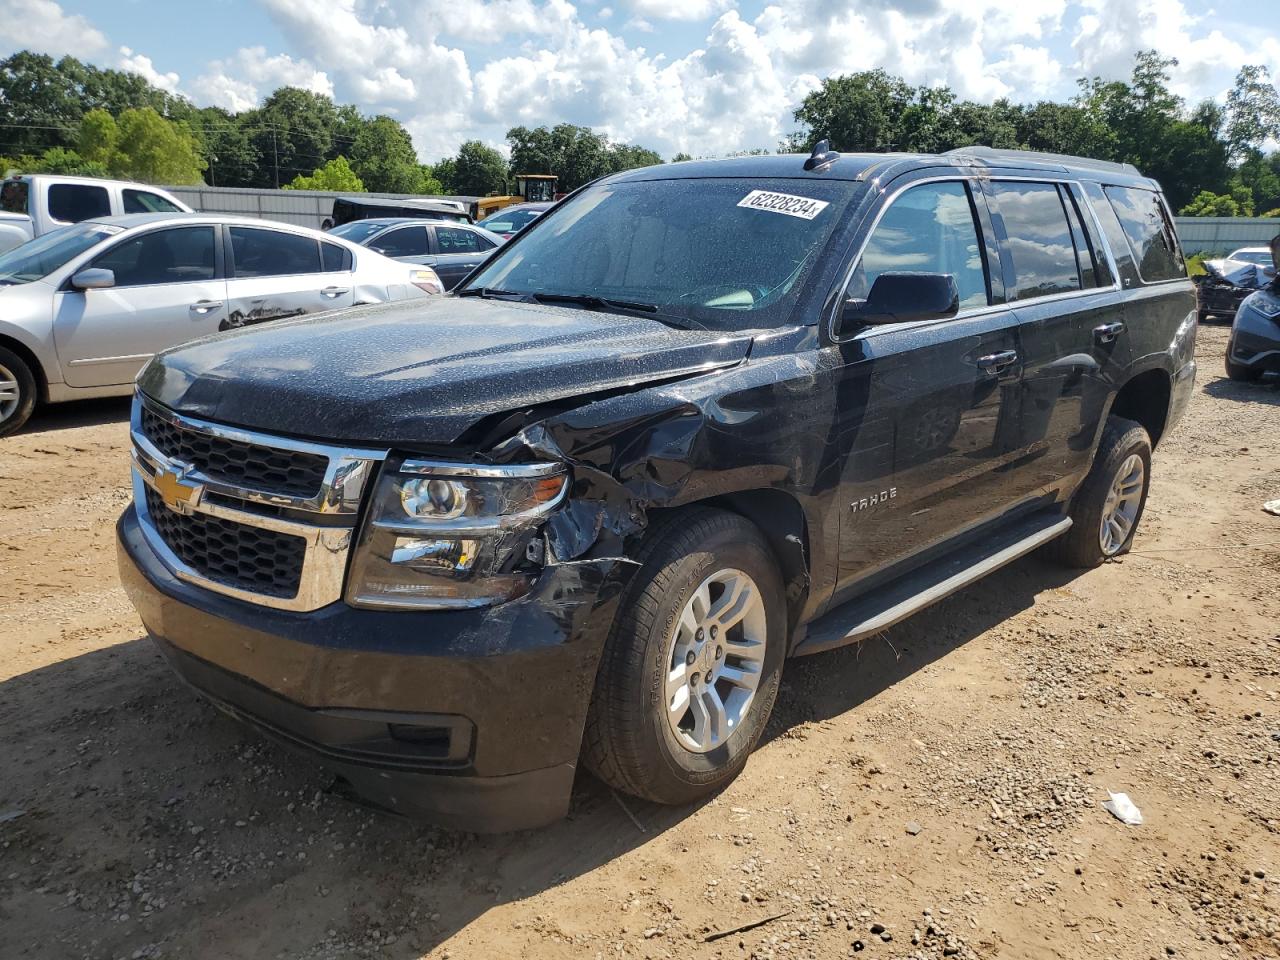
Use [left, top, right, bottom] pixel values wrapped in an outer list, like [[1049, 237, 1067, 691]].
[[0, 362, 20, 424], [664, 568, 767, 753], [1099, 453, 1144, 555]]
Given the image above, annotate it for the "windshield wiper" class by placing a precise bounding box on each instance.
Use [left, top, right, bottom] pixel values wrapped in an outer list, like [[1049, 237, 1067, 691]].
[[456, 287, 532, 301], [527, 292, 700, 330]]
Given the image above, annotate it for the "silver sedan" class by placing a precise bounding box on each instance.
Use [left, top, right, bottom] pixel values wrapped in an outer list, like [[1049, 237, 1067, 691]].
[[0, 212, 443, 436]]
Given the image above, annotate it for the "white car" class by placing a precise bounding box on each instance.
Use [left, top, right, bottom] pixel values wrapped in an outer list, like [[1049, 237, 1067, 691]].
[[1226, 246, 1275, 268], [0, 213, 443, 436]]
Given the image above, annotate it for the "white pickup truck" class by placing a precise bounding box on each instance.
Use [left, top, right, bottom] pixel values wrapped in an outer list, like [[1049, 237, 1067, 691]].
[[0, 174, 191, 254]]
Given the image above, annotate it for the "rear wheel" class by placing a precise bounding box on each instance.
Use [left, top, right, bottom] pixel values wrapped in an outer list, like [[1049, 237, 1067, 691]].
[[1050, 416, 1152, 568], [583, 509, 785, 805], [0, 347, 37, 438]]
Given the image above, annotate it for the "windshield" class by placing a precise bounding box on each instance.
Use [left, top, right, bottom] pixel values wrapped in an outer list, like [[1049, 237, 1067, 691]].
[[329, 221, 390, 244], [465, 178, 858, 330], [0, 222, 117, 285], [478, 208, 541, 234]]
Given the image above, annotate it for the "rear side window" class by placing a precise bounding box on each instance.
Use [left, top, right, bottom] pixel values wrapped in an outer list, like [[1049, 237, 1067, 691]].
[[850, 180, 990, 310], [1103, 186, 1184, 282], [91, 226, 216, 287], [1, 179, 29, 214], [229, 226, 321, 277], [372, 226, 428, 257], [988, 181, 1080, 301], [48, 183, 110, 223], [436, 226, 485, 254], [321, 241, 352, 272], [1060, 187, 1109, 289], [123, 189, 182, 213]]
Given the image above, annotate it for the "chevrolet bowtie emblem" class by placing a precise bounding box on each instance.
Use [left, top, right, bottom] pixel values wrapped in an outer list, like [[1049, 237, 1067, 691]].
[[154, 466, 203, 515]]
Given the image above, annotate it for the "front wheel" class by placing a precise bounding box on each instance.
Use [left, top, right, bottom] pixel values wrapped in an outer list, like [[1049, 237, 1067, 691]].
[[1050, 416, 1152, 568], [0, 346, 37, 438], [582, 509, 786, 805]]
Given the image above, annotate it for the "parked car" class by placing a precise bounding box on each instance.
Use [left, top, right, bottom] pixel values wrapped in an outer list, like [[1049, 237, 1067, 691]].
[[1194, 247, 1275, 322], [329, 196, 472, 228], [0, 174, 191, 255], [117, 145, 1196, 832], [329, 217, 504, 290], [475, 201, 554, 239], [0, 213, 442, 436], [1227, 238, 1280, 381]]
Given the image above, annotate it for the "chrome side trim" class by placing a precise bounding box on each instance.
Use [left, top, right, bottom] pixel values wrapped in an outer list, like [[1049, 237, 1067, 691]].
[[398, 458, 565, 479], [135, 395, 386, 515], [67, 352, 154, 367]]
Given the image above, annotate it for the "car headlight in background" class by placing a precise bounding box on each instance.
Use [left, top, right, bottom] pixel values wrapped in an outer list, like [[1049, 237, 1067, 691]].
[[346, 458, 568, 609], [410, 268, 443, 295]]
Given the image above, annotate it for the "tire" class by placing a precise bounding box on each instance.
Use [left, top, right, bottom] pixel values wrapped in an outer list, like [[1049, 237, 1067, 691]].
[[0, 346, 37, 438], [1049, 416, 1152, 569], [1225, 353, 1261, 382], [582, 508, 786, 805]]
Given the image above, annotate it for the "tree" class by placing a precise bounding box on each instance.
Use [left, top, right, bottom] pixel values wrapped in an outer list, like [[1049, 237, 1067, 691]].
[[192, 106, 258, 187], [505, 123, 662, 191], [0, 52, 82, 154], [672, 152, 693, 162], [448, 141, 507, 195], [285, 155, 364, 191], [1225, 65, 1280, 161], [605, 143, 662, 174], [246, 87, 339, 188], [788, 70, 938, 152], [77, 108, 117, 165], [110, 108, 205, 184], [1180, 190, 1242, 217], [350, 115, 425, 193], [28, 147, 109, 177]]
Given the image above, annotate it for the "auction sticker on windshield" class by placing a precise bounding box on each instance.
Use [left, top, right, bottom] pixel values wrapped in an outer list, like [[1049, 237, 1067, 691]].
[[737, 190, 830, 220]]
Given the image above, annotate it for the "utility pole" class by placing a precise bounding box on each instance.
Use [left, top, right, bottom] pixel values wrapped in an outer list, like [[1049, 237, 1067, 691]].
[[272, 130, 280, 189]]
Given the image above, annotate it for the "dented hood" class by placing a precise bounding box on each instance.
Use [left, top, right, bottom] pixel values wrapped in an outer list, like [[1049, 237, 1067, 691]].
[[138, 296, 753, 446], [1202, 257, 1268, 288]]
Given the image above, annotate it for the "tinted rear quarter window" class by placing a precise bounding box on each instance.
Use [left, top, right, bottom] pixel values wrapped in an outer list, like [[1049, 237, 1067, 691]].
[[1104, 186, 1184, 282], [230, 227, 322, 277], [436, 226, 484, 254], [988, 181, 1081, 301], [123, 189, 182, 213], [49, 183, 110, 223], [321, 241, 352, 272]]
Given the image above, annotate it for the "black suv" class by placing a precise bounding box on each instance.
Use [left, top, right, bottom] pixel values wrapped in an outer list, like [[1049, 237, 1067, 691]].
[[117, 146, 1197, 831]]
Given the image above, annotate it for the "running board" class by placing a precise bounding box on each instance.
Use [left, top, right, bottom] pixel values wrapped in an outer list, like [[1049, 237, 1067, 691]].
[[793, 514, 1072, 657]]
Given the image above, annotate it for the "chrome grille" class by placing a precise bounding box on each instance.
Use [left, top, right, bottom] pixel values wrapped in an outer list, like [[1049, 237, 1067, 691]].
[[141, 405, 328, 498], [144, 486, 306, 597], [130, 395, 386, 612]]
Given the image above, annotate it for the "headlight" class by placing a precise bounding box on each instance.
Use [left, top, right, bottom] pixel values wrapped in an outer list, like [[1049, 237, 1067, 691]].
[[346, 458, 568, 609]]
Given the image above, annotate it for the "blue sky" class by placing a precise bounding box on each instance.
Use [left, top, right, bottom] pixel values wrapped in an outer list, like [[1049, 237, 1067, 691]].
[[6, 0, 1278, 162]]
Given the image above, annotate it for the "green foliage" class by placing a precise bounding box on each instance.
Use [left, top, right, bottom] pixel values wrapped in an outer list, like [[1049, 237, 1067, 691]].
[[193, 106, 258, 187], [447, 141, 507, 196], [1179, 190, 1243, 217], [27, 146, 109, 177], [672, 152, 693, 162], [1225, 65, 1280, 160], [285, 155, 365, 192], [505, 123, 662, 191], [243, 87, 339, 188], [77, 108, 117, 165], [350, 115, 426, 193], [109, 108, 205, 184], [1261, 207, 1280, 218], [1185, 252, 1209, 276]]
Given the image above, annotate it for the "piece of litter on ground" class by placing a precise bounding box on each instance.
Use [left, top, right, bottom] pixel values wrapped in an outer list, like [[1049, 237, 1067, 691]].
[[0, 809, 27, 825], [1264, 500, 1280, 517], [1102, 791, 1143, 826]]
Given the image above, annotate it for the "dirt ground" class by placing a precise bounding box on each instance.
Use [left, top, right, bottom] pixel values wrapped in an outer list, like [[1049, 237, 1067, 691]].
[[1, 322, 1277, 960]]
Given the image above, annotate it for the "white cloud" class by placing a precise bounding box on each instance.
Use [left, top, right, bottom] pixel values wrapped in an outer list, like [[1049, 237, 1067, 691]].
[[619, 0, 733, 21], [118, 46, 180, 94], [0, 0, 108, 59], [191, 47, 333, 113]]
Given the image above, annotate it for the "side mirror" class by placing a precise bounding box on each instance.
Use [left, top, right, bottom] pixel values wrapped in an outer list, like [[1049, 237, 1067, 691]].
[[840, 272, 960, 332], [71, 267, 115, 291]]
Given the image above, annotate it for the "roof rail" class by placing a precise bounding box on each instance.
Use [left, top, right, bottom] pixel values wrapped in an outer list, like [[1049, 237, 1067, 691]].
[[942, 145, 1141, 177]]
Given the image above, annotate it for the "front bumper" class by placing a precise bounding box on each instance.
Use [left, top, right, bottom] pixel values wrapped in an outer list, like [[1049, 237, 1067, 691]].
[[1197, 282, 1251, 319], [117, 505, 627, 832], [1229, 306, 1280, 374]]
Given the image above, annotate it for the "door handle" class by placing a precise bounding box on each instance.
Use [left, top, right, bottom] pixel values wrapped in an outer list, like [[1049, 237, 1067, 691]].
[[321, 286, 350, 298], [1093, 321, 1125, 344], [976, 350, 1018, 374], [190, 299, 223, 314]]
